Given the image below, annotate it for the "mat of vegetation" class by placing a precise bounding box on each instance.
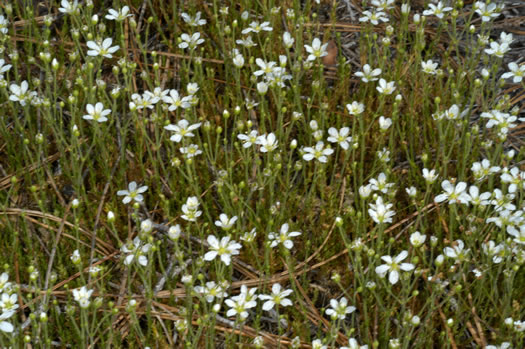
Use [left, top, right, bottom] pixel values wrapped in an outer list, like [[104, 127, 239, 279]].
[[0, 0, 524, 347]]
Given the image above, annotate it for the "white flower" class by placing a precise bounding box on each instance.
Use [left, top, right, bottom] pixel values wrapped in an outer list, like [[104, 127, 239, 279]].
[[72, 286, 94, 308], [121, 237, 152, 266], [255, 133, 278, 153], [507, 225, 525, 245], [443, 240, 469, 262], [258, 283, 293, 311], [303, 141, 334, 163], [254, 58, 276, 77], [204, 235, 242, 266], [422, 168, 438, 184], [180, 144, 202, 158], [434, 180, 470, 204], [359, 184, 373, 199], [409, 231, 426, 247], [304, 38, 329, 62], [181, 12, 206, 26], [237, 130, 259, 148], [359, 10, 389, 25], [471, 159, 500, 180], [131, 92, 156, 110], [379, 116, 392, 130], [355, 64, 382, 83], [0, 274, 12, 294], [0, 293, 18, 313], [194, 281, 227, 303], [466, 185, 491, 206], [369, 172, 394, 194], [0, 59, 12, 75], [375, 250, 415, 285], [501, 62, 525, 83], [70, 249, 81, 264], [346, 101, 366, 115], [368, 196, 395, 224], [484, 41, 510, 58], [499, 32, 514, 45], [241, 21, 272, 34], [327, 127, 353, 150], [162, 89, 192, 111], [376, 79, 396, 95], [232, 53, 244, 68], [256, 81, 268, 94], [105, 6, 133, 21], [86, 38, 119, 58], [0, 310, 14, 333], [0, 15, 7, 35], [421, 60, 438, 74], [341, 338, 368, 349], [325, 297, 356, 320], [178, 32, 205, 50], [283, 31, 295, 48], [482, 240, 505, 264], [474, 2, 501, 22], [9, 80, 36, 106], [83, 102, 111, 123], [236, 36, 257, 48], [269, 223, 301, 249], [312, 339, 327, 349], [117, 181, 148, 204], [181, 196, 202, 222], [58, 0, 79, 14], [422, 2, 453, 19], [164, 119, 201, 142], [215, 213, 238, 230], [241, 228, 257, 243]]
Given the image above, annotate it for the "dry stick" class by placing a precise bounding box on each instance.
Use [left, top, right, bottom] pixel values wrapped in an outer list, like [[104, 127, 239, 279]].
[[87, 156, 121, 284]]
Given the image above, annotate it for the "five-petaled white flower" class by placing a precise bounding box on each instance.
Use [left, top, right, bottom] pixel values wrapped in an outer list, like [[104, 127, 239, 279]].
[[105, 6, 133, 21], [215, 213, 238, 230], [86, 38, 119, 58], [376, 79, 396, 95], [178, 32, 205, 50], [341, 338, 369, 349], [72, 286, 93, 309], [162, 89, 192, 111], [354, 64, 382, 83], [121, 236, 152, 266], [422, 2, 453, 19], [375, 250, 415, 285], [117, 181, 148, 204], [181, 196, 202, 222], [325, 297, 356, 320], [58, 0, 79, 14], [443, 239, 470, 262], [0, 310, 15, 333], [302, 141, 334, 163], [237, 130, 259, 148], [434, 180, 470, 204], [501, 62, 525, 83], [241, 21, 272, 34], [9, 80, 37, 106], [258, 283, 293, 311], [327, 127, 353, 150], [83, 102, 111, 123], [194, 281, 227, 303], [180, 144, 202, 158], [181, 12, 207, 26], [304, 38, 329, 62], [164, 119, 201, 142], [368, 196, 395, 224], [269, 223, 301, 249], [256, 133, 278, 153], [204, 235, 242, 266], [421, 60, 438, 75]]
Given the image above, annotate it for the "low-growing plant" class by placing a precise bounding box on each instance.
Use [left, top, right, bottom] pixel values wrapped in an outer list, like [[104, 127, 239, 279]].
[[0, 0, 524, 347]]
